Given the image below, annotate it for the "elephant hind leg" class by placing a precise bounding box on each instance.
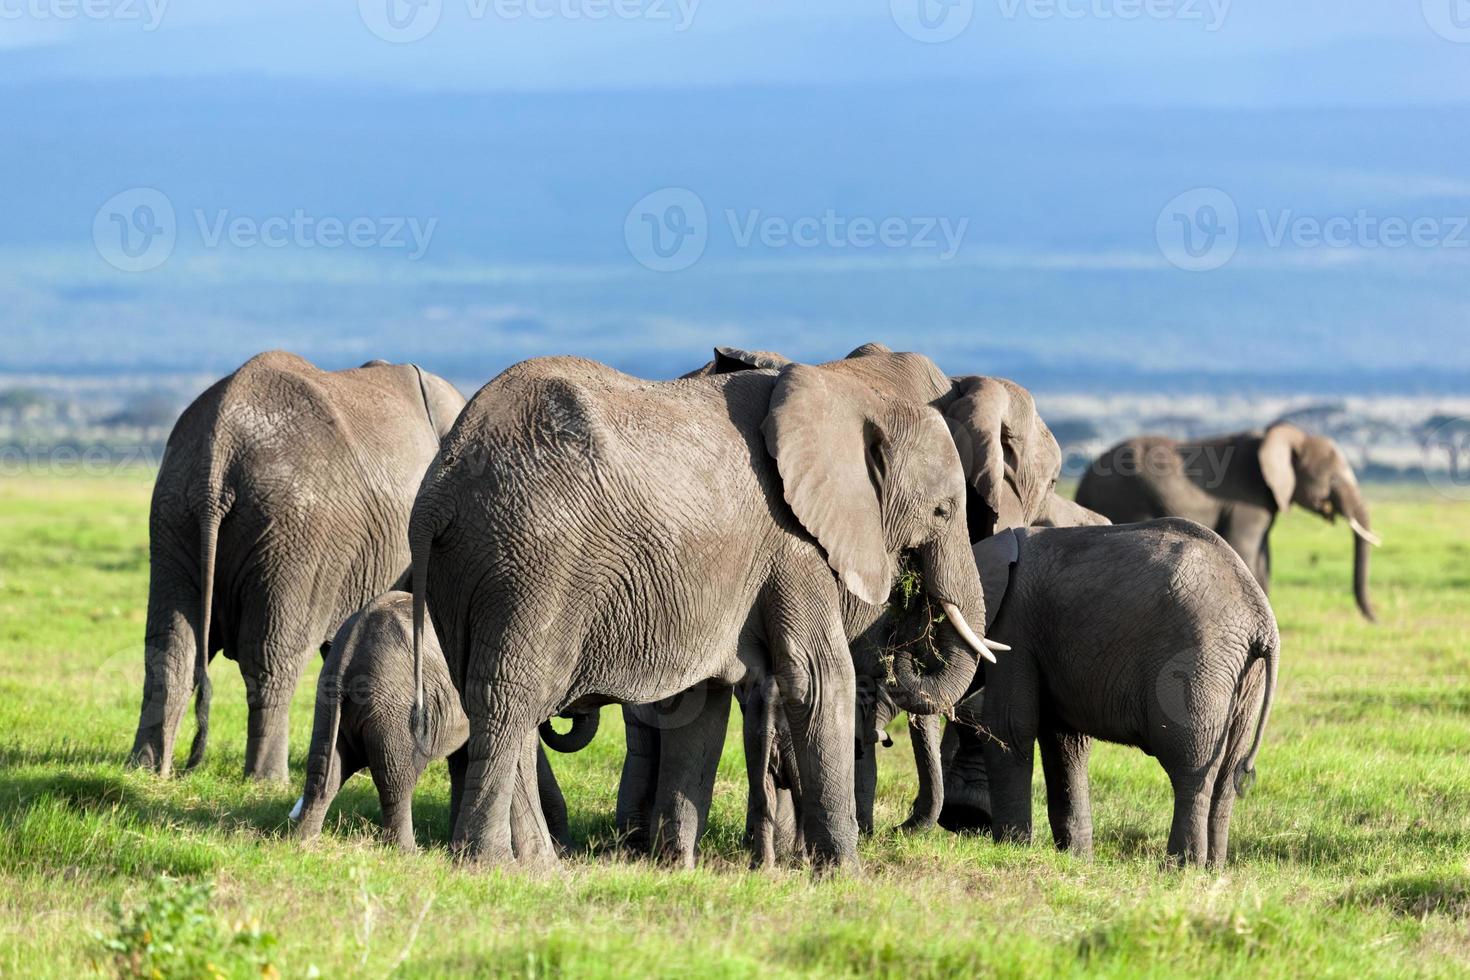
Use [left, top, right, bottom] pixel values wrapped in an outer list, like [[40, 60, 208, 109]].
[[453, 711, 536, 866], [1165, 764, 1220, 867], [650, 682, 732, 869]]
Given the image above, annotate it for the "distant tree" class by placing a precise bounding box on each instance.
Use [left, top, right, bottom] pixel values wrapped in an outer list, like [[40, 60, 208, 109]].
[[103, 392, 180, 430], [1048, 418, 1101, 448], [1417, 414, 1470, 480], [0, 388, 47, 414]]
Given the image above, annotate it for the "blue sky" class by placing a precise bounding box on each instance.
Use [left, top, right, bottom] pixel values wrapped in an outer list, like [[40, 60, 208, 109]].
[[4, 0, 1466, 102]]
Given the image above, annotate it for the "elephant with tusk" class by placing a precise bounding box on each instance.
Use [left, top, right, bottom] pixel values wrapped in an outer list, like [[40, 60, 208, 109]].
[[409, 348, 999, 869], [613, 344, 1062, 867], [1077, 421, 1380, 621]]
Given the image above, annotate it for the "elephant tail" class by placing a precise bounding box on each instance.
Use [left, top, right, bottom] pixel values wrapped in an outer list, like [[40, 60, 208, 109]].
[[408, 494, 447, 755], [539, 711, 600, 753], [1234, 621, 1280, 797], [183, 496, 225, 772]]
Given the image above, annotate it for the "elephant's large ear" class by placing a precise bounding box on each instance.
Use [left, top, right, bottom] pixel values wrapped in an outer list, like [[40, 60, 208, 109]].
[[1258, 423, 1305, 513], [763, 364, 891, 605], [945, 377, 1054, 536], [972, 529, 1021, 633], [715, 346, 792, 373]]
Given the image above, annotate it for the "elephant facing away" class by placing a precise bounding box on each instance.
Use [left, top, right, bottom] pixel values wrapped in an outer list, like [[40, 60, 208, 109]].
[[1076, 422, 1380, 620], [410, 352, 997, 868], [290, 592, 589, 851], [940, 519, 1279, 868], [129, 351, 465, 781]]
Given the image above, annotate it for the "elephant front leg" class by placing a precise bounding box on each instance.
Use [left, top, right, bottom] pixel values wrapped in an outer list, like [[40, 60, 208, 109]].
[[650, 682, 732, 869], [614, 706, 660, 853], [1038, 725, 1094, 857], [900, 713, 943, 833], [979, 664, 1040, 846], [770, 595, 859, 871], [740, 678, 781, 867]]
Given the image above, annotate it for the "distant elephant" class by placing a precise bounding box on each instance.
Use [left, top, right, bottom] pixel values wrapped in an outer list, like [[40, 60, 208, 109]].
[[410, 349, 1001, 868], [290, 592, 590, 850], [1076, 422, 1380, 620], [608, 345, 1062, 866], [129, 351, 465, 781], [939, 519, 1279, 867]]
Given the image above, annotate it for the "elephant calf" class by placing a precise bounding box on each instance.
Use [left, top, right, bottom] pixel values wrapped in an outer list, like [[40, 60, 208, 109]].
[[291, 592, 593, 851], [943, 518, 1279, 868]]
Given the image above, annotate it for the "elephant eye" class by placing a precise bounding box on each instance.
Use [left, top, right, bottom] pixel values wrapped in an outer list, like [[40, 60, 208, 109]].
[[934, 502, 952, 520]]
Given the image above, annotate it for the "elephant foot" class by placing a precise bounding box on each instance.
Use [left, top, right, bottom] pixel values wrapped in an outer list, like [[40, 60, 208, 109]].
[[937, 802, 992, 835], [898, 815, 939, 835]]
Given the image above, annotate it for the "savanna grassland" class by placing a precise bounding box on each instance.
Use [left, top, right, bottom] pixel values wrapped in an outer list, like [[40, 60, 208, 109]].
[[1, 474, 1468, 977]]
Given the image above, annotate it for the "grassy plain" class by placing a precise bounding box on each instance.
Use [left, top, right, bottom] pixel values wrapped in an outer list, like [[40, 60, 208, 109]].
[[0, 473, 1467, 977]]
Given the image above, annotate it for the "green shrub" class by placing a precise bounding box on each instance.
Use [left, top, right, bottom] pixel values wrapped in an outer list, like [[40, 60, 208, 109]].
[[93, 875, 278, 979]]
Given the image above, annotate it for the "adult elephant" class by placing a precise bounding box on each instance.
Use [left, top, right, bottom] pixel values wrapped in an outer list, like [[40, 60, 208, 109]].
[[612, 344, 1063, 864], [1076, 422, 1380, 621], [409, 350, 999, 868], [129, 351, 465, 781]]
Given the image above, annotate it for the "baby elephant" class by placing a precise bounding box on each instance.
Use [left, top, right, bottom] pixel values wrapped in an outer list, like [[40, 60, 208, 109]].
[[946, 518, 1279, 868], [291, 592, 595, 851]]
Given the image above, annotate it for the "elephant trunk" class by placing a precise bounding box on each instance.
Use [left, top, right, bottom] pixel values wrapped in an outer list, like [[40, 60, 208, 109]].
[[293, 655, 347, 839], [1335, 483, 1377, 622], [539, 711, 600, 753], [886, 535, 986, 716]]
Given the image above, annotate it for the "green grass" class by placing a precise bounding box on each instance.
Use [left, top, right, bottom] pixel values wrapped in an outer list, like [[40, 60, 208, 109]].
[[1, 474, 1468, 977]]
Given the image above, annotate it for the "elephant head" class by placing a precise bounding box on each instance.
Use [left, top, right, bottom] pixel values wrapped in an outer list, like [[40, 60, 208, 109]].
[[763, 362, 996, 716], [942, 376, 1062, 542], [1259, 422, 1380, 621]]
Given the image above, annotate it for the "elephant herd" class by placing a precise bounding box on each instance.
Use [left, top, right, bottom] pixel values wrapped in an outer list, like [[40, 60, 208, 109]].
[[126, 344, 1379, 871]]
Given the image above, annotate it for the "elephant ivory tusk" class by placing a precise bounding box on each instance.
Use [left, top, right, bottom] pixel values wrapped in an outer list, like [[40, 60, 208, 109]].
[[1348, 517, 1382, 547], [940, 601, 998, 664], [983, 638, 1011, 653]]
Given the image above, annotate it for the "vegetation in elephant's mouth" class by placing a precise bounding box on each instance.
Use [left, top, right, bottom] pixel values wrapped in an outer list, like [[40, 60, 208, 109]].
[[879, 553, 951, 688]]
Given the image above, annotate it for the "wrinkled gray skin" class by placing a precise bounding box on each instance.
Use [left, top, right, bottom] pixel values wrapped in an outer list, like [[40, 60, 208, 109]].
[[1077, 422, 1379, 621], [616, 345, 1063, 866], [291, 592, 590, 851], [941, 519, 1279, 868], [129, 352, 465, 782], [410, 348, 996, 869]]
